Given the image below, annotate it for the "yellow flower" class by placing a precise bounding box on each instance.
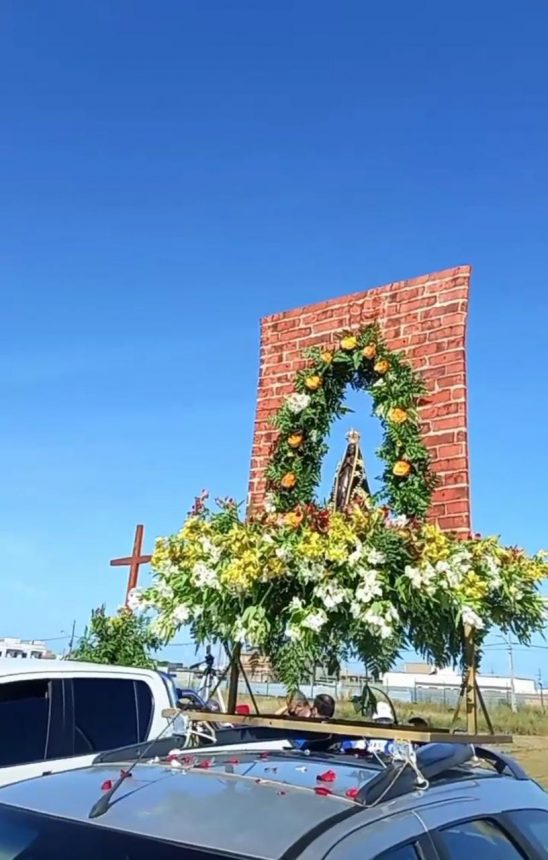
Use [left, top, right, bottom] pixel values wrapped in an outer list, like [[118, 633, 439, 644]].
[[280, 472, 297, 489], [388, 407, 408, 424], [340, 335, 358, 351], [284, 511, 303, 528], [297, 531, 324, 559], [374, 358, 390, 374], [321, 351, 333, 364], [362, 344, 376, 360], [393, 460, 411, 477], [287, 432, 304, 449], [305, 375, 322, 391]]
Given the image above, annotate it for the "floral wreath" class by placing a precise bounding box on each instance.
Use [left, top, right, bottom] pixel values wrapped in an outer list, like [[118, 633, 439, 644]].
[[266, 323, 436, 518]]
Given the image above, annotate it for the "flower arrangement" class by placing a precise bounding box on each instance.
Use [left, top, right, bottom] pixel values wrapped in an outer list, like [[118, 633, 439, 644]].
[[139, 499, 547, 688], [137, 325, 548, 688]]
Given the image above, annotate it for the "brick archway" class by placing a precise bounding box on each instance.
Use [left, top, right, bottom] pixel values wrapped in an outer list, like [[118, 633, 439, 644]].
[[248, 265, 472, 535]]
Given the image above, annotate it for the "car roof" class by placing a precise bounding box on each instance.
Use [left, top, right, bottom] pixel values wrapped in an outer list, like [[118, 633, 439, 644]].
[[0, 749, 540, 860], [0, 658, 160, 678], [0, 755, 360, 859]]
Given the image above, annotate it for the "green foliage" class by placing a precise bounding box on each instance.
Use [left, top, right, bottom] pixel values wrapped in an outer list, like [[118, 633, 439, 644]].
[[71, 605, 162, 669]]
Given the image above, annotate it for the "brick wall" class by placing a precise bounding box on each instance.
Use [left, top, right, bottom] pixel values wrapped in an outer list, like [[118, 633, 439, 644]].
[[248, 265, 472, 535]]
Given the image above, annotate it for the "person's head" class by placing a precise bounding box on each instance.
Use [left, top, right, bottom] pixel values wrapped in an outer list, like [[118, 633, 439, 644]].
[[407, 716, 430, 730], [287, 690, 310, 716], [313, 693, 335, 719]]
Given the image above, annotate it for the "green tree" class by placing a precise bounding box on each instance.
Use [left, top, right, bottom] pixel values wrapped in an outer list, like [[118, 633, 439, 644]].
[[71, 605, 162, 669]]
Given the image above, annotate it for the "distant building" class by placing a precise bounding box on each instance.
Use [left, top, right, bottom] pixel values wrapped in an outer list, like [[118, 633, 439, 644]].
[[383, 665, 536, 695], [0, 638, 56, 660]]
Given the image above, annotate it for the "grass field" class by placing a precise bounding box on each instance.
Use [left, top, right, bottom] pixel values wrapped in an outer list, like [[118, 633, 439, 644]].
[[241, 695, 548, 787]]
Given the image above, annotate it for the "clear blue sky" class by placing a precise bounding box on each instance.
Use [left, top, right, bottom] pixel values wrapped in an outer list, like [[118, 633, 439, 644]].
[[1, 1, 547, 678]]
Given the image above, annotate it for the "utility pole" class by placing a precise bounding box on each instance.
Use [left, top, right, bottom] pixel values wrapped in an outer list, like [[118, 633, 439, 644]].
[[506, 634, 517, 713], [68, 620, 76, 657], [538, 669, 544, 710]]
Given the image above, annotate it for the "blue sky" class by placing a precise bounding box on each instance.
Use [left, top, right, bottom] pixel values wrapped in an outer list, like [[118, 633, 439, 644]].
[[1, 1, 547, 678]]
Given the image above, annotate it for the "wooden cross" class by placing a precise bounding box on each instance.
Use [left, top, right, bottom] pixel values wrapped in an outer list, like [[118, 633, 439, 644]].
[[110, 524, 152, 605]]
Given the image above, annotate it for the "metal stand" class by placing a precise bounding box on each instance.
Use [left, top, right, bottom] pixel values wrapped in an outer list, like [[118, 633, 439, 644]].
[[451, 625, 494, 735]]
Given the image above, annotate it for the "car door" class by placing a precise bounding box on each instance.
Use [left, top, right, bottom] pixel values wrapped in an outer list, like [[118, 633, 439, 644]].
[[64, 676, 154, 756], [303, 811, 436, 860], [0, 676, 71, 787], [417, 792, 548, 860]]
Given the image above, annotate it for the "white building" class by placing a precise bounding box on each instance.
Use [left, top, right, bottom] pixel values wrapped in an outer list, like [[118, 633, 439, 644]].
[[382, 665, 536, 696], [0, 638, 51, 660]]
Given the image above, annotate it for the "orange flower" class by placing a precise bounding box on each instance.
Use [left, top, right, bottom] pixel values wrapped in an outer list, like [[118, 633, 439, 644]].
[[305, 375, 322, 391], [393, 460, 411, 477], [362, 344, 376, 360], [280, 472, 297, 489], [340, 335, 358, 351], [374, 358, 390, 374], [284, 510, 304, 528], [321, 351, 333, 364], [388, 407, 408, 424], [287, 432, 304, 449]]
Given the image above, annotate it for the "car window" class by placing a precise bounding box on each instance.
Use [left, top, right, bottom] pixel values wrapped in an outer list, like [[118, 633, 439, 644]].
[[375, 844, 419, 860], [0, 680, 50, 767], [507, 810, 548, 857], [72, 678, 153, 753], [0, 803, 229, 859], [437, 819, 526, 859]]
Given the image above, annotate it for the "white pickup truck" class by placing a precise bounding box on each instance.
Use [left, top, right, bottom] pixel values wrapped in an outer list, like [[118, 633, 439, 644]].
[[0, 657, 184, 787]]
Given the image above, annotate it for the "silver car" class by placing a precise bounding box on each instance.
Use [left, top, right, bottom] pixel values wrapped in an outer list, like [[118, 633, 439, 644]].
[[0, 741, 546, 859]]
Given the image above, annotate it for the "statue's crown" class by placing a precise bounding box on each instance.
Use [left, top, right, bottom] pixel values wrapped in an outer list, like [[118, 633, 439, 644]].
[[346, 429, 361, 445]]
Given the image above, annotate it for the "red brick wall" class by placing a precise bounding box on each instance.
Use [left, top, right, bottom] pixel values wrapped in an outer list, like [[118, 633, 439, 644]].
[[248, 265, 472, 535]]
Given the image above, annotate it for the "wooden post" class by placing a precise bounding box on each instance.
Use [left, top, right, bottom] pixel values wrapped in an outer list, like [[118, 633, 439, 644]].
[[464, 624, 478, 735], [227, 643, 241, 713]]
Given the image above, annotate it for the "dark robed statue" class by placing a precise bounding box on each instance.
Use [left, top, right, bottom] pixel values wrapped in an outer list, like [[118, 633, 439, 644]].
[[331, 429, 371, 510]]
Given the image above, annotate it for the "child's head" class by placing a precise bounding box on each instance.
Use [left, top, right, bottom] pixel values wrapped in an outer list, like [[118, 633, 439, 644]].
[[287, 690, 309, 716]]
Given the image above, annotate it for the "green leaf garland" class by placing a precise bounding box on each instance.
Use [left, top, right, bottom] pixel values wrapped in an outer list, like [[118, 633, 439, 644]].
[[266, 323, 437, 518]]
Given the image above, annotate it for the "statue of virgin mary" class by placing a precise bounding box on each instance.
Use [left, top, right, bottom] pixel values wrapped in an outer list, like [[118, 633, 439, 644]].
[[330, 429, 371, 511]]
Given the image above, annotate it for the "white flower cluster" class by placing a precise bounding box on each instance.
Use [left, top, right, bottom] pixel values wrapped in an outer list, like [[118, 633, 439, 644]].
[[313, 581, 348, 610], [360, 605, 399, 639], [200, 537, 221, 564], [126, 588, 146, 612], [301, 608, 328, 633], [354, 569, 383, 605], [461, 606, 484, 630], [192, 561, 219, 589], [285, 393, 311, 414]]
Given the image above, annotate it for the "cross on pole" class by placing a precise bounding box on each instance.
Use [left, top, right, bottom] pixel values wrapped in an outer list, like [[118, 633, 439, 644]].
[[110, 524, 152, 605]]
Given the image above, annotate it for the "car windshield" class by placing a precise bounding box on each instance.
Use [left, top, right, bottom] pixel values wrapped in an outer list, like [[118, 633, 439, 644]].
[[0, 804, 240, 859]]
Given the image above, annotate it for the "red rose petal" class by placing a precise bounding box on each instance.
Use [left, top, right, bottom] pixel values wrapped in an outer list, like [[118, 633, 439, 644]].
[[225, 758, 240, 765], [317, 769, 337, 783], [314, 786, 332, 796], [259, 752, 269, 760], [195, 759, 213, 769], [345, 787, 359, 799], [181, 756, 195, 766], [101, 779, 113, 791], [166, 754, 179, 762]]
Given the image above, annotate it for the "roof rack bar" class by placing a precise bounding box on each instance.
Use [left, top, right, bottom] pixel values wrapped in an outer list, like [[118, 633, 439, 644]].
[[169, 709, 512, 745]]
